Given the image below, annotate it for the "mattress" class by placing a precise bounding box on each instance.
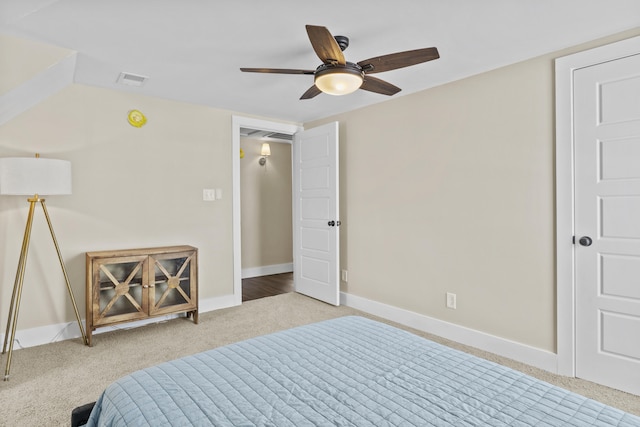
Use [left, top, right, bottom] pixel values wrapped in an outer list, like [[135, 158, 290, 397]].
[[84, 316, 640, 426]]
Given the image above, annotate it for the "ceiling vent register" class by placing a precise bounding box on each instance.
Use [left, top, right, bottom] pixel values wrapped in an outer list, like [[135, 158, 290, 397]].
[[117, 72, 148, 87]]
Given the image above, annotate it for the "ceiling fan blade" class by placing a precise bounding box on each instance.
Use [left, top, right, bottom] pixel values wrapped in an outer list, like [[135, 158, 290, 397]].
[[300, 85, 322, 100], [360, 76, 401, 96], [305, 25, 346, 66], [240, 67, 315, 75], [358, 47, 439, 74]]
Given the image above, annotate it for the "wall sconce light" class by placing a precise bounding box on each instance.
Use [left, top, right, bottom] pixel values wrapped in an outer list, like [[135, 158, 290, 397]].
[[259, 143, 271, 166]]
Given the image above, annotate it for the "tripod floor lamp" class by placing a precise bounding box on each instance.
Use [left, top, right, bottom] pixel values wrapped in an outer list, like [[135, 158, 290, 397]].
[[0, 155, 88, 381]]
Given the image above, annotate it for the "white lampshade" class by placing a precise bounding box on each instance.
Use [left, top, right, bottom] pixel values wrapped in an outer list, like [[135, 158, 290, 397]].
[[0, 157, 72, 196], [260, 143, 271, 156]]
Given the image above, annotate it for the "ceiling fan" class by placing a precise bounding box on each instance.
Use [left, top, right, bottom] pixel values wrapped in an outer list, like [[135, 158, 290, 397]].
[[240, 25, 440, 100]]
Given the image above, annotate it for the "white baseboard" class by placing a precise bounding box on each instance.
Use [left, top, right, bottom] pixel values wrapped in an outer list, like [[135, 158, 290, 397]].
[[0, 294, 238, 351], [3, 290, 559, 376], [242, 263, 293, 279], [341, 292, 558, 374]]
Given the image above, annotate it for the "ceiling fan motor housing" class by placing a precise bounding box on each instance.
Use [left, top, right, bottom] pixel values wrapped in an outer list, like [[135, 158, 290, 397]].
[[334, 35, 349, 51], [314, 62, 363, 75]]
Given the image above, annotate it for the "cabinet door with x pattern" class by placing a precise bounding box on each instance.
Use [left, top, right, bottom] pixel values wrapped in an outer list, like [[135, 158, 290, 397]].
[[148, 250, 197, 317], [91, 255, 149, 327]]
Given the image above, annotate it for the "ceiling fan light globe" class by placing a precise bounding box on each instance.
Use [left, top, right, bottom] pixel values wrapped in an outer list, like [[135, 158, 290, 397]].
[[315, 66, 363, 96]]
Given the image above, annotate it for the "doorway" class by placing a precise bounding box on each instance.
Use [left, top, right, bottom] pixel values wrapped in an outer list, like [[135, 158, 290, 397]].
[[239, 129, 294, 301], [231, 117, 302, 305]]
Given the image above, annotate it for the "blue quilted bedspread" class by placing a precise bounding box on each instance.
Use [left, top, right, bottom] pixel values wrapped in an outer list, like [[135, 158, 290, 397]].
[[85, 316, 640, 426]]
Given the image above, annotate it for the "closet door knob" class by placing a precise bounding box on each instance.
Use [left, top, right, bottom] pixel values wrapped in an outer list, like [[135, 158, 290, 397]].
[[579, 236, 593, 247]]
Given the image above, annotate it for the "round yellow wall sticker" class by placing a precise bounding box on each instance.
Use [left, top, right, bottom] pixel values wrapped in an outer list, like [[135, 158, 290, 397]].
[[127, 110, 147, 127]]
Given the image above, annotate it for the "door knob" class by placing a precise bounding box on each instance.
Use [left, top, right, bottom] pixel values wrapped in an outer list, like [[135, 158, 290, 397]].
[[578, 236, 593, 247], [328, 221, 335, 227]]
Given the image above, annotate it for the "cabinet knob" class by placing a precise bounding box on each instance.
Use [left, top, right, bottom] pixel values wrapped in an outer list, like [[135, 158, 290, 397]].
[[142, 284, 149, 289]]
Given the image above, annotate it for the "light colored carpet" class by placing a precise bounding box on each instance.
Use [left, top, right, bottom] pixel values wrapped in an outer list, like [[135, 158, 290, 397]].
[[0, 292, 638, 426]]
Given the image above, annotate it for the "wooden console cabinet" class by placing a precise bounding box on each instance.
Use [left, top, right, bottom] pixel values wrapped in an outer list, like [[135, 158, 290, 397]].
[[86, 245, 198, 346]]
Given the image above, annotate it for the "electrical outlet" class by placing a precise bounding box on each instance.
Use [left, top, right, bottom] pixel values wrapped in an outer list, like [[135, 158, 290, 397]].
[[341, 269, 348, 282], [203, 189, 216, 201], [446, 292, 457, 309]]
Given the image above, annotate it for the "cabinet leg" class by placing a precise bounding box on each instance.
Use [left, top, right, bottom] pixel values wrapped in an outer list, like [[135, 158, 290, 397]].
[[188, 310, 199, 324]]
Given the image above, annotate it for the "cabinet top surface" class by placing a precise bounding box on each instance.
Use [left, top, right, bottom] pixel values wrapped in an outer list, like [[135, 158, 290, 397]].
[[86, 245, 197, 258]]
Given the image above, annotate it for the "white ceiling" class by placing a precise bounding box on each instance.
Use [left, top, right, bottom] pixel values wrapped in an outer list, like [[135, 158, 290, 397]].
[[2, 1, 640, 123]]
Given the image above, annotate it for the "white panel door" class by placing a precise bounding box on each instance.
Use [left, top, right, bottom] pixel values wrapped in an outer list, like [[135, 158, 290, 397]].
[[293, 122, 339, 305], [574, 53, 640, 395]]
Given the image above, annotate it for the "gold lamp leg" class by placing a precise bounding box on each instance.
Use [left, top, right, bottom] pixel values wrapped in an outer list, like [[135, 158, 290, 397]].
[[40, 199, 88, 346], [2, 197, 88, 381], [2, 199, 37, 381]]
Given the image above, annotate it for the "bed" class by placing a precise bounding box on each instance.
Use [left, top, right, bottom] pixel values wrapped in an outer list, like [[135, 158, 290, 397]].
[[78, 316, 640, 426]]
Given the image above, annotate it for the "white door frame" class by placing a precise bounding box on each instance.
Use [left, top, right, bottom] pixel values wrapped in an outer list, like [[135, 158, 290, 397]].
[[231, 116, 303, 305], [555, 35, 640, 376]]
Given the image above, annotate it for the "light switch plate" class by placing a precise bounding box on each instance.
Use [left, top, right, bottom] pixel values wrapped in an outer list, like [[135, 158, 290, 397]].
[[203, 189, 216, 201]]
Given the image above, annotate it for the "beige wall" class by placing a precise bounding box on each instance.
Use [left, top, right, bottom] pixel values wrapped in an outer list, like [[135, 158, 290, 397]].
[[3, 28, 640, 354], [0, 82, 237, 329], [309, 28, 640, 353], [240, 138, 292, 269]]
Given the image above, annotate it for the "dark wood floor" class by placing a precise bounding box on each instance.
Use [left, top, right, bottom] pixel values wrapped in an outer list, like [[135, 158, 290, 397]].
[[242, 272, 294, 302]]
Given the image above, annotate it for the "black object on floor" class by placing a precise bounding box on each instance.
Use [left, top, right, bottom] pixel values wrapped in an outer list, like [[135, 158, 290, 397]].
[[70, 401, 95, 427]]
